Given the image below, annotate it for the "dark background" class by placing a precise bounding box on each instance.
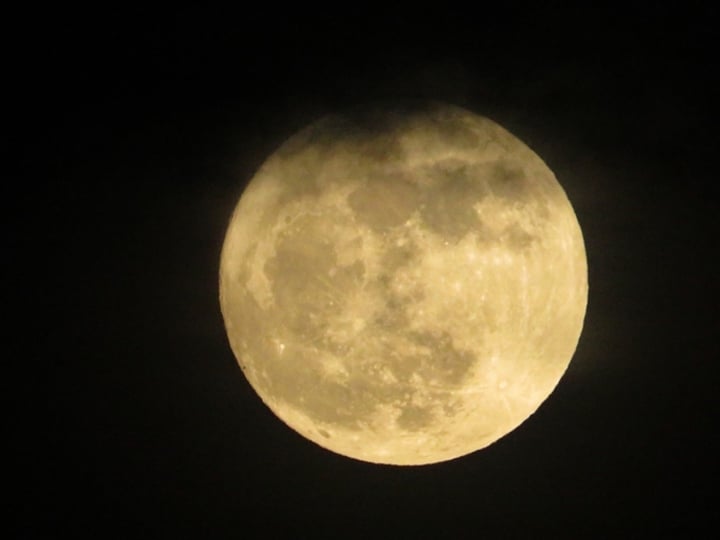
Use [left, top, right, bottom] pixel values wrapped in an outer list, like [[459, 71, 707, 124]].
[[17, 4, 717, 537]]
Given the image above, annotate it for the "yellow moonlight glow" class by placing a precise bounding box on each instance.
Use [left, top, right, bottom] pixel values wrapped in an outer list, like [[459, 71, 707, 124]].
[[219, 103, 587, 465]]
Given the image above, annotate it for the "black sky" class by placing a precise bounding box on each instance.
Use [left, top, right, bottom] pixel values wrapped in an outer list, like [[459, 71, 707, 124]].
[[18, 4, 718, 537]]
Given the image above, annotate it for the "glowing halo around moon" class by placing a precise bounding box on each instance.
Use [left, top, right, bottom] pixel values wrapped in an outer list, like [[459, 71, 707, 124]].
[[219, 102, 587, 465]]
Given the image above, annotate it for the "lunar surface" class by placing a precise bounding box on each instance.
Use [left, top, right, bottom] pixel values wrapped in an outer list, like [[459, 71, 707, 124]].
[[219, 103, 587, 465]]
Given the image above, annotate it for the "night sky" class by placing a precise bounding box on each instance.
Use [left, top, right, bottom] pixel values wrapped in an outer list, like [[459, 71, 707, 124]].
[[23, 5, 717, 537]]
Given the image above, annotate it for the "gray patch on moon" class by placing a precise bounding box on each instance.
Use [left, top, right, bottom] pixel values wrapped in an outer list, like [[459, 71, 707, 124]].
[[384, 347, 423, 384], [418, 161, 490, 240], [396, 405, 434, 431], [348, 177, 420, 231], [487, 161, 531, 202], [263, 214, 366, 344], [409, 331, 477, 386], [502, 222, 537, 250], [381, 240, 418, 272], [369, 242, 424, 332]]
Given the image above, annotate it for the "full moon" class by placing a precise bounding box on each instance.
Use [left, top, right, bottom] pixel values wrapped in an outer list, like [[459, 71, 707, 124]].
[[219, 103, 587, 465]]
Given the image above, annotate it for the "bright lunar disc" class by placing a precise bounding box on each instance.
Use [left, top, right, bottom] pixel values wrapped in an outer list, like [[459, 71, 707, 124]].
[[219, 103, 587, 465]]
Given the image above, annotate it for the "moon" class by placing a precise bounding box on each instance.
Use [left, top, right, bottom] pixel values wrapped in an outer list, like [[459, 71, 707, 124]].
[[219, 103, 587, 465]]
